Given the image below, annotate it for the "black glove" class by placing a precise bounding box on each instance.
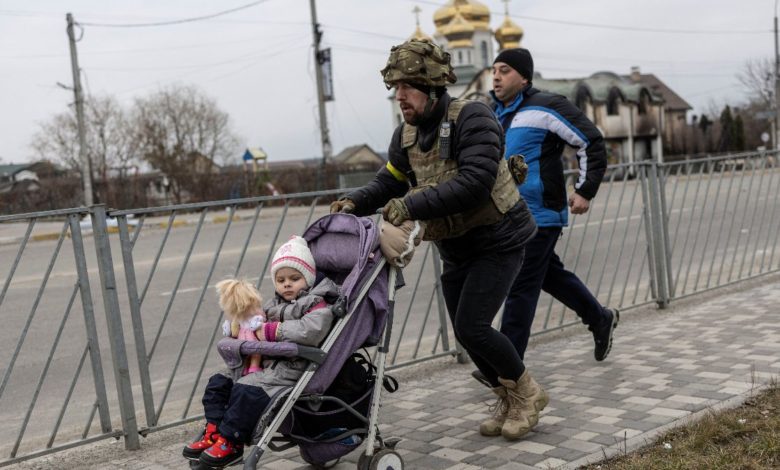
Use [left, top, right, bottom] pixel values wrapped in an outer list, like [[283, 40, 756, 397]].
[[382, 198, 411, 226], [329, 198, 355, 214], [507, 154, 528, 185]]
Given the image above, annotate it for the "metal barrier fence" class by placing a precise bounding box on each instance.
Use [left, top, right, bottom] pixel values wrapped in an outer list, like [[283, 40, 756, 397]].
[[1, 150, 778, 465]]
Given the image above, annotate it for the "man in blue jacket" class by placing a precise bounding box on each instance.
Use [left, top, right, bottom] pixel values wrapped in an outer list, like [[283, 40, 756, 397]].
[[482, 48, 618, 382]]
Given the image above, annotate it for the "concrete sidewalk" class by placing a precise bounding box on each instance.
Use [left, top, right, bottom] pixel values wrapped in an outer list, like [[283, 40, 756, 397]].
[[16, 280, 780, 470]]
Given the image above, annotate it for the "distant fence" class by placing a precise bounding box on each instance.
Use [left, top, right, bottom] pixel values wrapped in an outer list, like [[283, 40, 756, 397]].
[[1, 150, 779, 465]]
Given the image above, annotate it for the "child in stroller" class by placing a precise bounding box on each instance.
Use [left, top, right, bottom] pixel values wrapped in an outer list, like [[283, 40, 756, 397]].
[[183, 235, 339, 468], [187, 214, 407, 470]]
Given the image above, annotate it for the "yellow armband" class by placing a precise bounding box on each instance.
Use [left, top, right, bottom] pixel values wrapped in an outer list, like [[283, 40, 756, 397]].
[[385, 162, 408, 183]]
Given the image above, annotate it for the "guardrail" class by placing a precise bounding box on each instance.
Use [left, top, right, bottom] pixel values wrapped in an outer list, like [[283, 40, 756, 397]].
[[1, 150, 778, 465]]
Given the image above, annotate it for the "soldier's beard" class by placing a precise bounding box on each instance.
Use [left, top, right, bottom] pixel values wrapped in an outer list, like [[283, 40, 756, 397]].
[[404, 98, 435, 125], [405, 112, 423, 126]]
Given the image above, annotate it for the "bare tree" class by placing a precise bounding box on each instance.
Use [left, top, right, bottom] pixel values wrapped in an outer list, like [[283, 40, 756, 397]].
[[86, 96, 141, 180], [30, 95, 139, 177], [131, 85, 240, 203], [738, 58, 775, 107], [30, 113, 80, 171]]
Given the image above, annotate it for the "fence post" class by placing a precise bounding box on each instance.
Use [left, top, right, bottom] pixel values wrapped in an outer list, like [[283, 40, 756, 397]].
[[644, 162, 672, 308], [117, 215, 157, 429], [67, 213, 113, 433], [90, 205, 140, 450]]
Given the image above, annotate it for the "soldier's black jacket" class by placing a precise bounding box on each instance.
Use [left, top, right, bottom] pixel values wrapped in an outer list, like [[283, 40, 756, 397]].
[[347, 93, 537, 262]]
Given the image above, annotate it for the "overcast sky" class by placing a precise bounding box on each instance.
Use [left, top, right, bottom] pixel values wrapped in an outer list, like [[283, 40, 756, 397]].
[[0, 0, 775, 165]]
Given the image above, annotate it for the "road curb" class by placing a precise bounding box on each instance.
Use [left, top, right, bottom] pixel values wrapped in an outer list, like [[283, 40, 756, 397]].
[[0, 214, 256, 247]]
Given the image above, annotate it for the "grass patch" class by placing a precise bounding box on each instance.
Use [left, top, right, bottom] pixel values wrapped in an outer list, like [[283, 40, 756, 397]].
[[583, 380, 779, 470]]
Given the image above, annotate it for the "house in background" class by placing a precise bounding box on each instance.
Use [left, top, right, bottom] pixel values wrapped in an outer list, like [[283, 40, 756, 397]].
[[625, 67, 693, 155], [332, 144, 385, 188], [332, 144, 384, 168], [0, 161, 61, 193]]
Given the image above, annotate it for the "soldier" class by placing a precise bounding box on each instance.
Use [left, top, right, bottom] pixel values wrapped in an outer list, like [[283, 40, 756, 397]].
[[330, 39, 546, 440]]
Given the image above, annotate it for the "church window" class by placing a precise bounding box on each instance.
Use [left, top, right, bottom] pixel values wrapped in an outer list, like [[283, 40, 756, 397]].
[[458, 51, 463, 64], [638, 90, 649, 115], [607, 88, 621, 116], [481, 41, 488, 67]]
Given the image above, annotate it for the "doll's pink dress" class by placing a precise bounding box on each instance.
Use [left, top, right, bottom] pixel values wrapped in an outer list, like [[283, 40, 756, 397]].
[[222, 314, 265, 340]]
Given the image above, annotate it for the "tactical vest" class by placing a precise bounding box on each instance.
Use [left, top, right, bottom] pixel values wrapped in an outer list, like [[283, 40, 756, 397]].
[[402, 99, 520, 241]]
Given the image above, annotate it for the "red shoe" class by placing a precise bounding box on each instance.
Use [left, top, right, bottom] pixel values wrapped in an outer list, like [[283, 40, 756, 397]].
[[199, 435, 244, 467], [182, 422, 220, 461]]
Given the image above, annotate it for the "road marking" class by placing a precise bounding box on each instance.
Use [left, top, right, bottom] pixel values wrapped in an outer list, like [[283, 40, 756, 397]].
[[159, 275, 273, 297]]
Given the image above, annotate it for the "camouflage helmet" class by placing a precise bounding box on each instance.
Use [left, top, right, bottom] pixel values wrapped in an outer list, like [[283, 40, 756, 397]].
[[380, 38, 457, 90]]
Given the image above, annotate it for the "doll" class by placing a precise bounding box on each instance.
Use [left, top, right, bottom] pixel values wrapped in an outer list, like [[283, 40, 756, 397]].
[[215, 279, 265, 375]]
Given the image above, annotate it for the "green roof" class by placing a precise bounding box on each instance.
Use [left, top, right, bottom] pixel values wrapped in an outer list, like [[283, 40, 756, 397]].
[[0, 163, 33, 177], [535, 72, 663, 104]]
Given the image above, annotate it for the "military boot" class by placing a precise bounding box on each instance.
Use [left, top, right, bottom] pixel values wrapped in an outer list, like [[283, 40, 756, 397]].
[[498, 370, 549, 440], [479, 386, 508, 436]]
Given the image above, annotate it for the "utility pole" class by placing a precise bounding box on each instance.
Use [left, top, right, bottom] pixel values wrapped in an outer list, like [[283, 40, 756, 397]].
[[309, 0, 332, 190], [66, 13, 93, 206]]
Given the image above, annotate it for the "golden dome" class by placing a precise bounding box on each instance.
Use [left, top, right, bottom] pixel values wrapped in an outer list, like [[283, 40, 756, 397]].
[[410, 24, 433, 42], [409, 5, 433, 42], [442, 10, 475, 48], [495, 16, 524, 50], [434, 0, 491, 35]]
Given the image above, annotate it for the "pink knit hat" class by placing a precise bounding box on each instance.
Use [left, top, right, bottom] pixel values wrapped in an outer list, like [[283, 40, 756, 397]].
[[271, 236, 316, 287]]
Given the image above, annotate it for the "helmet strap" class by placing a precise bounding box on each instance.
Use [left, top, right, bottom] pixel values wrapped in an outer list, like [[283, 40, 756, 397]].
[[422, 96, 437, 119]]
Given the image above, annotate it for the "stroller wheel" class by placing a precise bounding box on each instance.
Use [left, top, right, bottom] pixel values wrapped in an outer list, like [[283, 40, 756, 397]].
[[359, 449, 403, 470]]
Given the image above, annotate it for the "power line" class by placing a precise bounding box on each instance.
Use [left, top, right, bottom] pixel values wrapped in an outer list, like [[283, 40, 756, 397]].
[[0, 29, 305, 60], [3, 2, 770, 35], [78, 0, 271, 28], [85, 36, 303, 72], [410, 0, 770, 35], [203, 44, 308, 82], [322, 24, 406, 41], [108, 42, 306, 95]]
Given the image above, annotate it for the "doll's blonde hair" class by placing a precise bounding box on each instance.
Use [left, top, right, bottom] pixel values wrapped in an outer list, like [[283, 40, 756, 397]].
[[215, 278, 262, 320]]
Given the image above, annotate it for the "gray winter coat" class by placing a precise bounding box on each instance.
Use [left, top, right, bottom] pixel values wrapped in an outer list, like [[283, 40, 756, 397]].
[[218, 277, 339, 397]]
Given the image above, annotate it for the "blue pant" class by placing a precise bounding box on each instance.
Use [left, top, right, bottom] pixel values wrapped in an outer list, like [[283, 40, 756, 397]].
[[202, 374, 270, 445], [501, 227, 608, 360]]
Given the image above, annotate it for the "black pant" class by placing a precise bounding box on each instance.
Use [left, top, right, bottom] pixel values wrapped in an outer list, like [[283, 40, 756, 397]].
[[440, 245, 526, 387], [202, 374, 271, 445], [501, 227, 609, 360]]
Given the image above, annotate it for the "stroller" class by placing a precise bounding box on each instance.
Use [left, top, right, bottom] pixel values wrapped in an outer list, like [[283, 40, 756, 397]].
[[192, 213, 406, 470]]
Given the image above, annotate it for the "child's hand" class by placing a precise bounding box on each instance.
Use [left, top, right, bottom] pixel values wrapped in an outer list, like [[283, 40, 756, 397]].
[[248, 314, 265, 331]]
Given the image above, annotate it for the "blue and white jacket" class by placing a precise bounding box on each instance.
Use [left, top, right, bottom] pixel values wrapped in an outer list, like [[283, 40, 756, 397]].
[[492, 86, 606, 227]]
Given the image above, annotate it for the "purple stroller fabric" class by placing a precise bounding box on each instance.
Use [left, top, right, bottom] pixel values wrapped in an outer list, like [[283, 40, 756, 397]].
[[301, 213, 389, 395], [231, 214, 393, 467], [217, 339, 301, 369]]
